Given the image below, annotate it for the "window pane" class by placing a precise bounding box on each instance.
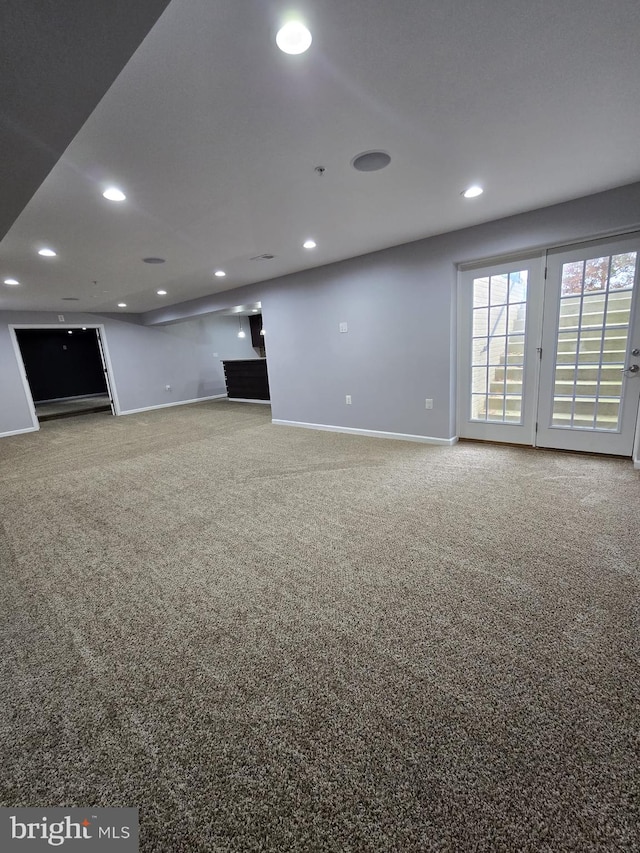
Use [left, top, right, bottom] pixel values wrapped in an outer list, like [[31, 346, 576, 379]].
[[581, 292, 606, 328], [472, 338, 489, 366], [556, 331, 578, 363], [486, 336, 506, 365], [486, 395, 505, 421], [602, 328, 627, 364], [561, 261, 583, 296], [473, 308, 489, 337], [489, 274, 509, 306], [471, 394, 487, 420], [490, 305, 507, 336], [472, 366, 487, 395], [558, 298, 582, 331], [605, 289, 632, 326], [551, 396, 574, 427], [508, 270, 528, 303], [596, 400, 620, 430], [583, 257, 609, 293], [473, 277, 490, 307], [609, 252, 637, 290]]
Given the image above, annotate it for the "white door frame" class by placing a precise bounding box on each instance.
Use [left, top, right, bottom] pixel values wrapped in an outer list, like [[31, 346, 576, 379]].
[[8, 324, 121, 431]]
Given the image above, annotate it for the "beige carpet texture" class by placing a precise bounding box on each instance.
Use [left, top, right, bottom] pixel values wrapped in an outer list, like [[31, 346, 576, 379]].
[[0, 401, 638, 852]]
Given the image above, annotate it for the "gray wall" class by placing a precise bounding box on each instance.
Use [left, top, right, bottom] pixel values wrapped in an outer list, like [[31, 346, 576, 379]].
[[0, 310, 255, 435], [141, 183, 640, 441], [246, 183, 640, 439]]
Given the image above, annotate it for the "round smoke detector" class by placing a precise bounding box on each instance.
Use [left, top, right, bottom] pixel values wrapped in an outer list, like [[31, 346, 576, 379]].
[[351, 150, 391, 172]]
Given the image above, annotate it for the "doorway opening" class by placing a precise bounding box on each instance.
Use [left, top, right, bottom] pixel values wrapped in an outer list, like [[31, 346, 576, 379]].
[[10, 326, 118, 425]]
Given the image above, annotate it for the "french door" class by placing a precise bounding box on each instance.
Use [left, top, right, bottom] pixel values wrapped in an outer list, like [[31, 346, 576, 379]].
[[458, 234, 640, 456]]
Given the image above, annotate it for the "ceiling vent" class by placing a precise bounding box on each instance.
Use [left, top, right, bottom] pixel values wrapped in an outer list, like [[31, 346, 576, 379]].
[[351, 150, 391, 172], [250, 254, 275, 261], [143, 257, 166, 264], [62, 297, 80, 301]]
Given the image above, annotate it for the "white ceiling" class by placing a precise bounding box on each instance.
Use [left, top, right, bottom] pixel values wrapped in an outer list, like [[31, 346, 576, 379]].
[[2, 0, 640, 315]]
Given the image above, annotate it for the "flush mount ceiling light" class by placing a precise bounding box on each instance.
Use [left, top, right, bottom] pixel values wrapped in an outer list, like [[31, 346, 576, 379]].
[[303, 239, 316, 249], [4, 278, 19, 285], [143, 257, 165, 264], [117, 302, 127, 308], [462, 184, 484, 198], [214, 270, 226, 277], [276, 21, 312, 54], [38, 248, 57, 257], [103, 186, 126, 202], [157, 289, 167, 296]]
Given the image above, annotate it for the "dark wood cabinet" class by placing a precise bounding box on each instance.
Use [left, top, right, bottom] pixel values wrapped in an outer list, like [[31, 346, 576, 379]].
[[222, 359, 270, 401]]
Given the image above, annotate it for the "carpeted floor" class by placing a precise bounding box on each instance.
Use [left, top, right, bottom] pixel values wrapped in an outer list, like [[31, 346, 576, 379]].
[[0, 401, 638, 852]]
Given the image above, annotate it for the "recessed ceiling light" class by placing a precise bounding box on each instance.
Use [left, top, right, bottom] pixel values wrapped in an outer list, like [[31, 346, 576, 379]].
[[303, 239, 316, 249], [4, 278, 19, 285], [157, 290, 167, 295], [117, 302, 127, 308], [352, 151, 391, 172], [214, 270, 226, 277], [103, 187, 126, 202], [68, 330, 73, 335], [462, 185, 484, 198], [143, 257, 165, 264], [38, 248, 57, 257], [276, 21, 312, 54], [252, 309, 258, 313], [82, 327, 87, 330]]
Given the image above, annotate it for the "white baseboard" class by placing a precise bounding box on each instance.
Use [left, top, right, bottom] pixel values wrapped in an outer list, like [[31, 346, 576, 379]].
[[272, 419, 458, 446], [634, 459, 640, 470], [119, 394, 227, 416], [228, 398, 271, 405], [0, 425, 40, 438]]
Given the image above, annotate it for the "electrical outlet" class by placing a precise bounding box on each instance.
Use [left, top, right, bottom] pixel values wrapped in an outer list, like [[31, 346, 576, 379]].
[[425, 398, 433, 409], [339, 322, 348, 333], [345, 394, 352, 405]]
